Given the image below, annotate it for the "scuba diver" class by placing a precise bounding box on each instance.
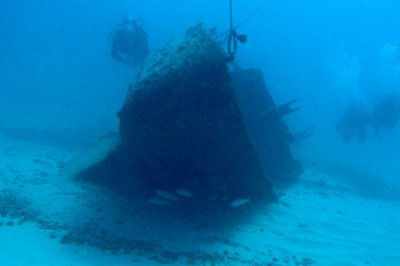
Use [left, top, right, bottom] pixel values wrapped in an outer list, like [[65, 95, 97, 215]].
[[371, 93, 400, 137], [336, 93, 400, 143], [336, 102, 370, 143], [110, 17, 149, 68]]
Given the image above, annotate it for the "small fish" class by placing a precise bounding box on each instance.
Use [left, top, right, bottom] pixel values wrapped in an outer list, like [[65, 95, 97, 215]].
[[176, 188, 193, 197], [155, 190, 179, 201], [230, 198, 250, 208], [148, 197, 173, 206]]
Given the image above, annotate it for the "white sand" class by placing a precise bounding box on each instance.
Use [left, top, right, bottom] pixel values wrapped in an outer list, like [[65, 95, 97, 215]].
[[0, 137, 399, 265]]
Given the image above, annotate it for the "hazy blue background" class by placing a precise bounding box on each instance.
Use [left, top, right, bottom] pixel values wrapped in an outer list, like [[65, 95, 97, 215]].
[[1, 0, 399, 189]]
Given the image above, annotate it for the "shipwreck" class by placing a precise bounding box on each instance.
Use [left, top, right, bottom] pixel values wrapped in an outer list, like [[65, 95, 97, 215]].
[[75, 24, 302, 210]]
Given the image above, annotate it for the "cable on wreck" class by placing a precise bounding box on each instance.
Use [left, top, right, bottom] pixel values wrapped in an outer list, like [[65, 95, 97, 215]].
[[227, 0, 248, 57]]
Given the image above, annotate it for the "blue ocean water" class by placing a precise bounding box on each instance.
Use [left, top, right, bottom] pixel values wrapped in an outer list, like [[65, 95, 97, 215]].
[[1, 0, 400, 265]]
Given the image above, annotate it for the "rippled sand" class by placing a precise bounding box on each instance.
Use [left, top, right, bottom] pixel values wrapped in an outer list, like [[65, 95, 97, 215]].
[[1, 138, 399, 265]]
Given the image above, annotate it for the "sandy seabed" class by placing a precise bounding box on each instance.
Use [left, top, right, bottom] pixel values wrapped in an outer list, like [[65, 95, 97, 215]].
[[0, 137, 399, 266]]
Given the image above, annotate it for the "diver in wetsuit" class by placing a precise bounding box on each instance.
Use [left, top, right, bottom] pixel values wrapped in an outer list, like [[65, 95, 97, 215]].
[[336, 102, 370, 143], [110, 17, 149, 68], [371, 93, 400, 137]]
